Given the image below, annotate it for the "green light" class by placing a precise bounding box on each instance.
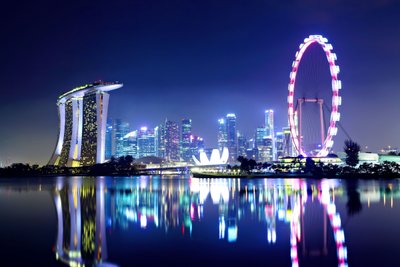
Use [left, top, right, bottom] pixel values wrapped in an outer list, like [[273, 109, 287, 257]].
[[58, 84, 93, 99]]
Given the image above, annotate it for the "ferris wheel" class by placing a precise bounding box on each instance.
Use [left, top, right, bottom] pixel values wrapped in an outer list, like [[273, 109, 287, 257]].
[[288, 35, 342, 157]]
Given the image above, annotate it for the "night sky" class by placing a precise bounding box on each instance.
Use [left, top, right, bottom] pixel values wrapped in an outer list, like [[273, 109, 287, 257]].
[[1, 0, 400, 165]]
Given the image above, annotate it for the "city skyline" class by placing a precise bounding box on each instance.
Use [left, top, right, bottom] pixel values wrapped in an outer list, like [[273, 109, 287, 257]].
[[2, 0, 400, 164]]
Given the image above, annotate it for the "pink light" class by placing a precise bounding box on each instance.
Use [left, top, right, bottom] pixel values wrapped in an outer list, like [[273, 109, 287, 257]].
[[287, 34, 342, 157]]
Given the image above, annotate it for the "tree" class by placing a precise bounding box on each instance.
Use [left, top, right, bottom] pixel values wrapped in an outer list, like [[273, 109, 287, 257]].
[[237, 156, 250, 173], [344, 139, 361, 167], [248, 159, 257, 171], [304, 157, 316, 174]]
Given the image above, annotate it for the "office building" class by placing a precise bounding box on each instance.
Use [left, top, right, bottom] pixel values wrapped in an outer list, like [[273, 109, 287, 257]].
[[165, 120, 180, 162], [137, 127, 156, 158], [217, 118, 227, 151], [180, 118, 192, 162], [265, 109, 276, 160], [226, 113, 238, 163], [114, 119, 130, 157]]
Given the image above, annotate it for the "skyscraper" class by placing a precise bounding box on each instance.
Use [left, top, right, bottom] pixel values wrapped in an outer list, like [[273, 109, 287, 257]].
[[105, 119, 113, 160], [282, 126, 294, 157], [275, 131, 284, 159], [49, 81, 122, 167], [155, 125, 165, 158], [255, 127, 273, 162], [123, 130, 138, 158], [237, 132, 248, 158], [217, 118, 227, 151], [137, 127, 156, 158], [265, 109, 276, 160], [190, 135, 205, 161], [180, 118, 192, 162], [165, 120, 180, 162], [114, 119, 130, 158], [226, 113, 238, 163]]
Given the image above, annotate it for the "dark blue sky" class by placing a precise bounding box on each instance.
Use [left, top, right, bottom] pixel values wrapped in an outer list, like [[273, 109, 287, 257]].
[[1, 0, 400, 164]]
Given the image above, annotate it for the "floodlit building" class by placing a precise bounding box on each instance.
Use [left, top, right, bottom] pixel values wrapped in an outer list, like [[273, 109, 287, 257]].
[[275, 131, 284, 158], [217, 118, 227, 151], [165, 120, 180, 162], [114, 119, 130, 157], [180, 118, 192, 162], [255, 127, 273, 162], [226, 114, 238, 163], [282, 126, 294, 157], [155, 124, 166, 158], [137, 127, 156, 158], [265, 109, 276, 160], [190, 135, 205, 160], [123, 130, 138, 158], [49, 81, 122, 167], [237, 132, 248, 158], [105, 120, 113, 160]]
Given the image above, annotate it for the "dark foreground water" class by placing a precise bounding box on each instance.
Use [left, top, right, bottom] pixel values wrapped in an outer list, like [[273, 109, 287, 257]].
[[0, 176, 399, 267]]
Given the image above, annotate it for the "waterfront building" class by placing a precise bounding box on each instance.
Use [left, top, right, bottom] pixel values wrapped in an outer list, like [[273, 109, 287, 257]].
[[226, 113, 238, 163], [114, 119, 130, 157], [180, 118, 192, 162], [282, 126, 294, 157], [123, 130, 138, 158], [237, 132, 248, 157], [49, 81, 122, 167], [105, 120, 113, 160], [275, 131, 284, 158], [246, 148, 258, 161], [265, 109, 276, 160], [165, 120, 180, 162], [255, 127, 273, 162], [190, 135, 205, 161], [217, 118, 227, 151], [155, 124, 166, 158], [137, 127, 156, 158]]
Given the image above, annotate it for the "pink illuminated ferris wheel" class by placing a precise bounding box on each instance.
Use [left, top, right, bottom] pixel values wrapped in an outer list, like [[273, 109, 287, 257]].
[[288, 35, 342, 157]]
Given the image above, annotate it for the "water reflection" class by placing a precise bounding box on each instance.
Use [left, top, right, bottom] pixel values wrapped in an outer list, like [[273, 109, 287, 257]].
[[54, 178, 109, 267], [46, 177, 400, 267]]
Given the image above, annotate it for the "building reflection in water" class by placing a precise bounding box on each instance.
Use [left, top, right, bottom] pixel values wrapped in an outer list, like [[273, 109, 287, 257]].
[[54, 177, 112, 267], [52, 177, 400, 267]]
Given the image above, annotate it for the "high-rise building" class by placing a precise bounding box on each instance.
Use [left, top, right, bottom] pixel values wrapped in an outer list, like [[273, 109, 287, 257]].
[[180, 118, 192, 162], [137, 127, 156, 158], [255, 127, 267, 148], [226, 114, 238, 163], [265, 109, 276, 160], [246, 137, 257, 160], [123, 130, 138, 158], [49, 81, 122, 167], [217, 118, 227, 151], [282, 126, 294, 157], [275, 131, 284, 159], [237, 132, 248, 158], [190, 135, 205, 161], [114, 119, 130, 158], [255, 127, 273, 162], [155, 124, 165, 158], [165, 120, 180, 162], [105, 119, 113, 160]]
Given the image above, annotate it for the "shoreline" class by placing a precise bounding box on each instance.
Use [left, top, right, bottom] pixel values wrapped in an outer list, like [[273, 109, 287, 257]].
[[0, 171, 399, 180]]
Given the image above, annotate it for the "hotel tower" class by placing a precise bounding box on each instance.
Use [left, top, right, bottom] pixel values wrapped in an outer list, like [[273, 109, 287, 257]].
[[49, 81, 123, 167]]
